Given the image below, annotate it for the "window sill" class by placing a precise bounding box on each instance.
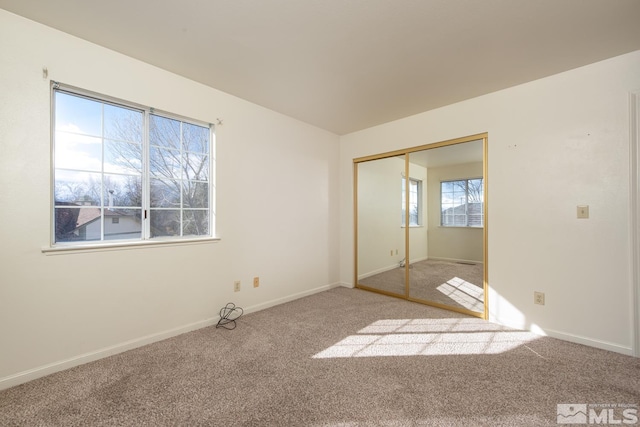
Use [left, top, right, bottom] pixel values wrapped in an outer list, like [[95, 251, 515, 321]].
[[42, 236, 221, 255], [438, 226, 484, 229]]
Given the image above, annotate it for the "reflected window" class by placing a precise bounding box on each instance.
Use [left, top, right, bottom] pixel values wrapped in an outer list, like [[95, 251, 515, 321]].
[[52, 85, 214, 245], [441, 178, 483, 227], [402, 177, 422, 226]]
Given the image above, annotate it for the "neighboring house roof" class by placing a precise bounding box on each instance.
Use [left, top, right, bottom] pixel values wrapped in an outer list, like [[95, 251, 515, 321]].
[[75, 208, 101, 229]]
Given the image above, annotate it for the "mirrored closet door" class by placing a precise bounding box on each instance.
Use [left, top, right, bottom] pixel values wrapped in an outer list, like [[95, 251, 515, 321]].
[[354, 134, 488, 318], [356, 154, 407, 297]]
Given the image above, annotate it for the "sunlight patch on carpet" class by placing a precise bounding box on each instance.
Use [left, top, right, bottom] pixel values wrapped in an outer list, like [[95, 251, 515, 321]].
[[436, 277, 484, 312], [312, 318, 538, 358]]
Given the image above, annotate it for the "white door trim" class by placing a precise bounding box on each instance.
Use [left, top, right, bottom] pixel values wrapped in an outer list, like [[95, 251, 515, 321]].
[[630, 90, 640, 357]]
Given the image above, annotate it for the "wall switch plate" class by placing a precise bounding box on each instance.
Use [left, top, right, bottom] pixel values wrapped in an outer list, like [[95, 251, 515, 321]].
[[253, 277, 259, 288], [534, 291, 545, 305], [577, 205, 589, 219], [234, 281, 241, 292]]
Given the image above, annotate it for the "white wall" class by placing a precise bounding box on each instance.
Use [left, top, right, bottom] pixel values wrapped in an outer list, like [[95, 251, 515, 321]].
[[340, 50, 640, 355], [356, 158, 428, 279], [0, 10, 340, 388], [427, 162, 483, 263]]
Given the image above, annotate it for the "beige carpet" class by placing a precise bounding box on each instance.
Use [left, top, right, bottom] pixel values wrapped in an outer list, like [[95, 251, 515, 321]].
[[359, 259, 484, 312], [1, 287, 638, 426]]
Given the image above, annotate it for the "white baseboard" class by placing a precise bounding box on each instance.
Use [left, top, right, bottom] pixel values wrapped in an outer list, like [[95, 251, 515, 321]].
[[0, 282, 342, 391], [428, 257, 483, 265], [337, 282, 354, 289], [0, 317, 219, 391], [357, 264, 399, 280], [489, 315, 633, 356], [242, 282, 342, 314], [542, 328, 633, 356]]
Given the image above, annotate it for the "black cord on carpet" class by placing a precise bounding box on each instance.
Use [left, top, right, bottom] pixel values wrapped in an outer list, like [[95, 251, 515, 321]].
[[216, 302, 243, 330]]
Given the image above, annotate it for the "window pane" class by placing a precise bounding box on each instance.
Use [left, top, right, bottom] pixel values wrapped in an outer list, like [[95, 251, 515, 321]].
[[104, 139, 142, 174], [183, 181, 209, 209], [54, 132, 102, 172], [441, 194, 455, 206], [441, 181, 454, 193], [150, 210, 180, 237], [54, 170, 102, 205], [55, 92, 102, 137], [104, 103, 143, 143], [183, 210, 209, 236], [401, 178, 406, 225], [104, 209, 142, 240], [468, 214, 483, 227], [104, 174, 142, 207], [54, 206, 81, 241], [468, 178, 483, 202], [150, 147, 181, 179], [452, 190, 466, 205], [150, 178, 181, 208], [150, 115, 180, 150], [183, 152, 209, 181], [54, 206, 102, 242], [409, 213, 418, 226], [183, 122, 210, 154]]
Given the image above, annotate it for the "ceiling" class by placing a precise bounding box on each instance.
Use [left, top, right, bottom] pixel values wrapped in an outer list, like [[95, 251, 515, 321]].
[[2, 0, 640, 135]]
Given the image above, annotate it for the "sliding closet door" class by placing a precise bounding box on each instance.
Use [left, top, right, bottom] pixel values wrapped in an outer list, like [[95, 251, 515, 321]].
[[356, 155, 406, 297], [407, 140, 485, 316]]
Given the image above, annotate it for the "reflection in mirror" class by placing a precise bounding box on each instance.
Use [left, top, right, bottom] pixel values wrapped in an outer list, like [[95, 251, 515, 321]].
[[355, 137, 486, 318], [356, 155, 407, 297], [407, 141, 484, 314]]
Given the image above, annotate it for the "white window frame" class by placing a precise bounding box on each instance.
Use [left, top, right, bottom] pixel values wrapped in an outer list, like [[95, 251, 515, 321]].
[[46, 83, 217, 252]]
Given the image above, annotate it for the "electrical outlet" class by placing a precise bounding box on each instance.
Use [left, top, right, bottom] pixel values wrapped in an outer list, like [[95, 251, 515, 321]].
[[234, 281, 241, 292], [253, 277, 260, 288], [534, 291, 545, 305]]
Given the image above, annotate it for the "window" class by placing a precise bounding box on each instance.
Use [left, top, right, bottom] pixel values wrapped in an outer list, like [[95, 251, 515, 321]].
[[402, 177, 422, 226], [441, 178, 483, 227], [52, 84, 214, 245]]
